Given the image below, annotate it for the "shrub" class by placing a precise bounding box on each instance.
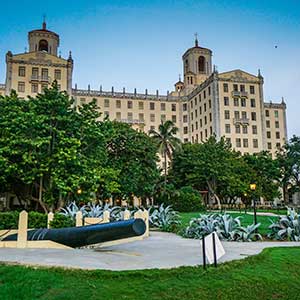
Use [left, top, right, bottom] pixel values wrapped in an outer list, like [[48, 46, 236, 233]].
[[167, 186, 204, 212], [268, 207, 300, 241], [49, 214, 75, 229], [184, 213, 262, 241], [0, 211, 47, 229], [148, 204, 181, 232]]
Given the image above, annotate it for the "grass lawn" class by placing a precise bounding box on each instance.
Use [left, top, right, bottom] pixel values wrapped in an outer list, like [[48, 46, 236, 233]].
[[179, 211, 279, 236], [1, 247, 300, 299]]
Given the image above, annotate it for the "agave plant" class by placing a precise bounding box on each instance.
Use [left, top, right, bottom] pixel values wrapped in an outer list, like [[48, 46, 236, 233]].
[[268, 207, 300, 241], [235, 223, 262, 242], [60, 202, 86, 219], [185, 213, 261, 242], [149, 204, 181, 231]]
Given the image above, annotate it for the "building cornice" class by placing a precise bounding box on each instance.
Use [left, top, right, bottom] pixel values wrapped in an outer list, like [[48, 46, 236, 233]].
[[264, 102, 286, 109]]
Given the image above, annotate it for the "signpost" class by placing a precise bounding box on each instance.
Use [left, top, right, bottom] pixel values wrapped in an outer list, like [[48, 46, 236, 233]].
[[202, 232, 225, 269]]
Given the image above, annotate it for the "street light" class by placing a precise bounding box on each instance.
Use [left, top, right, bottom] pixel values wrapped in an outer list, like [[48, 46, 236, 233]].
[[250, 183, 257, 227], [77, 188, 82, 195]]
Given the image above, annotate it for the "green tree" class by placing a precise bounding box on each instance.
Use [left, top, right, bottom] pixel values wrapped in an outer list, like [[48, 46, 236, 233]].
[[277, 135, 300, 203], [169, 136, 247, 208], [104, 121, 160, 204], [149, 120, 181, 184]]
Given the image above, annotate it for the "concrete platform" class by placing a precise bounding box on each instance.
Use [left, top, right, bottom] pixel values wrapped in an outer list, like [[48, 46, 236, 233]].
[[0, 232, 299, 270]]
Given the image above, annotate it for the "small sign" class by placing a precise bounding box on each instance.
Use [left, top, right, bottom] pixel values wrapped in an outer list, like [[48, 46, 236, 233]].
[[204, 232, 225, 264]]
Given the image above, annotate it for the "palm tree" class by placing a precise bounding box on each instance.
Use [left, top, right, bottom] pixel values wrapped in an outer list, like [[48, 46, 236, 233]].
[[149, 120, 181, 185]]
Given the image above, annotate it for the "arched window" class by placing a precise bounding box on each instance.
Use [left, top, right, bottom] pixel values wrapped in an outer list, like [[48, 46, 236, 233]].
[[185, 59, 189, 72], [38, 39, 49, 52], [198, 56, 205, 72]]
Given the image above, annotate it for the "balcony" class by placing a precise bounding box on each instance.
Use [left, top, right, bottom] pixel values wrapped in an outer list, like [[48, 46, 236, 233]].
[[233, 118, 250, 125], [120, 119, 145, 125], [31, 75, 50, 82], [231, 91, 248, 98]]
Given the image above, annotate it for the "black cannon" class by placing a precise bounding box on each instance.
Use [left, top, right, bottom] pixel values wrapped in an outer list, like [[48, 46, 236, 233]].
[[3, 218, 146, 248]]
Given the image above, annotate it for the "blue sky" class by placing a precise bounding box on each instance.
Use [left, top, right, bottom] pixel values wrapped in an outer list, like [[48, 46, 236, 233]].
[[0, 0, 299, 136]]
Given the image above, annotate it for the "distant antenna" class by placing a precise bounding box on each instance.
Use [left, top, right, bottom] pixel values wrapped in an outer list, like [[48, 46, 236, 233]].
[[194, 32, 199, 47], [42, 14, 47, 29]]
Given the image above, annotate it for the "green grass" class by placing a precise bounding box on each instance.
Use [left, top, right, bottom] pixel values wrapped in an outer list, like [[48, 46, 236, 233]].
[[179, 211, 279, 236], [1, 247, 300, 299]]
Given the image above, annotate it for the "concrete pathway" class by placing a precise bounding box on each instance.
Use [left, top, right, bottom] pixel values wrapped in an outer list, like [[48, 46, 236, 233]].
[[0, 232, 299, 271]]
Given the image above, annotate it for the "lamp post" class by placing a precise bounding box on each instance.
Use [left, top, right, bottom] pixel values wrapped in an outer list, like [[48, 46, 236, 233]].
[[250, 183, 257, 227]]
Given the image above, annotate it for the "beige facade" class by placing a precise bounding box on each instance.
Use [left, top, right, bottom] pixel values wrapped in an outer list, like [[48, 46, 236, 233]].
[[1, 23, 287, 156]]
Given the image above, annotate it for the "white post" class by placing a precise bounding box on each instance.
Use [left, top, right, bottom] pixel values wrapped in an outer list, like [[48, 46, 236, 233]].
[[103, 211, 110, 223], [123, 209, 130, 220], [47, 212, 54, 229], [76, 211, 83, 227], [17, 210, 28, 248]]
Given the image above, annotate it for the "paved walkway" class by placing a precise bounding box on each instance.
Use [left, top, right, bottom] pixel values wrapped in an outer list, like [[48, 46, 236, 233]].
[[0, 232, 299, 270]]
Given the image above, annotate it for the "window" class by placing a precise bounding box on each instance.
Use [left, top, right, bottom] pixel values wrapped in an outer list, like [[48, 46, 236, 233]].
[[241, 98, 246, 107], [127, 112, 133, 120], [242, 111, 247, 119], [253, 139, 258, 148], [200, 106, 202, 114], [191, 124, 194, 132], [172, 115, 177, 123], [276, 132, 280, 139], [104, 111, 109, 118], [267, 143, 272, 150], [233, 84, 238, 91], [200, 119, 203, 127], [195, 109, 198, 118], [198, 56, 205, 72], [224, 97, 229, 106], [234, 111, 240, 119], [274, 110, 279, 118], [32, 67, 38, 78], [116, 100, 121, 108], [80, 98, 86, 104], [41, 84, 48, 91], [172, 104, 176, 111], [191, 112, 194, 120], [139, 113, 144, 121], [18, 82, 25, 92], [205, 129, 208, 138], [127, 101, 133, 109], [161, 103, 166, 111], [250, 99, 256, 108], [200, 132, 203, 140], [195, 122, 198, 130], [226, 138, 231, 145], [183, 127, 188, 134], [183, 103, 187, 111], [223, 83, 228, 92], [210, 126, 213, 135], [225, 110, 230, 119], [204, 103, 207, 112], [209, 100, 211, 109], [225, 124, 231, 133], [203, 90, 206, 99], [267, 131, 271, 138], [116, 112, 121, 120], [41, 68, 48, 79], [242, 126, 248, 134], [251, 112, 257, 121], [150, 126, 155, 131], [150, 102, 155, 110], [54, 69, 61, 80], [236, 138, 241, 148], [31, 83, 38, 93], [137, 101, 143, 110], [275, 121, 279, 128], [234, 98, 239, 106], [243, 139, 249, 148], [183, 115, 188, 123], [161, 114, 166, 122], [209, 113, 212, 122], [150, 114, 155, 122], [276, 143, 281, 149], [266, 120, 270, 128], [204, 116, 207, 125], [184, 138, 189, 143], [265, 110, 269, 117], [18, 66, 25, 77], [250, 85, 255, 94], [240, 85, 245, 92], [235, 125, 241, 134], [104, 99, 110, 107], [191, 101, 193, 109], [252, 125, 257, 134], [38, 39, 48, 52], [208, 87, 211, 96]]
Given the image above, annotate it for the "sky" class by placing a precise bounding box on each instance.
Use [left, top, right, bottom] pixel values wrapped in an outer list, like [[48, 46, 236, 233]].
[[0, 0, 299, 136]]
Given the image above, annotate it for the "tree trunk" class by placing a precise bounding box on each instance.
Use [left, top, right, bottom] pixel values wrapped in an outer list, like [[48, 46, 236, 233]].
[[164, 150, 167, 186], [206, 180, 221, 210]]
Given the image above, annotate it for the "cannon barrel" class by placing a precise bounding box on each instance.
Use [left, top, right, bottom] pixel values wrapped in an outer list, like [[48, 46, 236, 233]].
[[3, 218, 146, 248]]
